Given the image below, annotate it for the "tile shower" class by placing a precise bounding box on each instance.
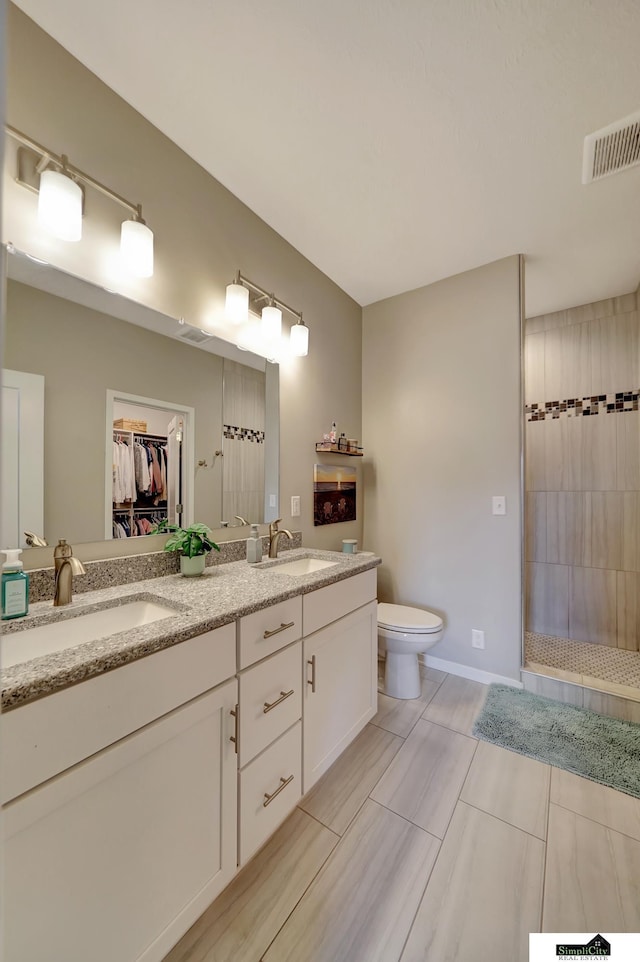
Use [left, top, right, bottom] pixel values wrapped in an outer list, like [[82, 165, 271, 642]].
[[524, 289, 640, 693]]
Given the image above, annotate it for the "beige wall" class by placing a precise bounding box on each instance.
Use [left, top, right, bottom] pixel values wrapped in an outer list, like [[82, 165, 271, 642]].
[[3, 5, 363, 561], [363, 256, 523, 682], [524, 290, 640, 650]]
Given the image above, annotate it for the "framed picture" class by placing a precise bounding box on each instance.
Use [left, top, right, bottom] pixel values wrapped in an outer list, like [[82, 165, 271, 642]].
[[313, 463, 356, 525]]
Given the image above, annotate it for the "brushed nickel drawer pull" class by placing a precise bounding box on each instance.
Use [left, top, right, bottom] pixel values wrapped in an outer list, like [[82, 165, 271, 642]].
[[263, 774, 294, 807], [230, 705, 238, 754], [263, 689, 295, 713], [307, 655, 316, 693], [263, 620, 295, 639]]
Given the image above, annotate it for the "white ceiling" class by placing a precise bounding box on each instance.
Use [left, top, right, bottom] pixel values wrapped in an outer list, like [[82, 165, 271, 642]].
[[10, 0, 640, 316]]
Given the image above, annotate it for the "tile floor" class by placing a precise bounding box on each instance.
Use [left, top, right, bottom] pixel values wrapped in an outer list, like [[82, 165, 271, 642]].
[[164, 668, 640, 962], [525, 631, 640, 692]]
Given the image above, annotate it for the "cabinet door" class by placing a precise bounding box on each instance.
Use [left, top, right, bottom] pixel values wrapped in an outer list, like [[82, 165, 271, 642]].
[[303, 600, 377, 792], [3, 680, 238, 962]]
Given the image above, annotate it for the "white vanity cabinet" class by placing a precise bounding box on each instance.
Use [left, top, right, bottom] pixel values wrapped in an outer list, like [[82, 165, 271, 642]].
[[237, 599, 304, 866], [2, 625, 238, 962], [302, 571, 378, 792]]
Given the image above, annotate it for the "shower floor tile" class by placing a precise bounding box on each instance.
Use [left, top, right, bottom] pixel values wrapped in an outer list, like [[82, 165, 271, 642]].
[[525, 632, 640, 694]]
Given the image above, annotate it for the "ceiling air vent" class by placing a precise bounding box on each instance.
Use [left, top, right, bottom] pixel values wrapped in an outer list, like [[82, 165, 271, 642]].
[[177, 326, 213, 344], [582, 109, 640, 184]]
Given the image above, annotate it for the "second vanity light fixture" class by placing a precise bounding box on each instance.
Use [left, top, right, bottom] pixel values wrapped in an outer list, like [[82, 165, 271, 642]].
[[225, 270, 309, 360], [6, 125, 154, 278]]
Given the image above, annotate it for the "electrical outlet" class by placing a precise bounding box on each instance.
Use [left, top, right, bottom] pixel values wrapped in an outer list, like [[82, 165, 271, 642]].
[[269, 494, 276, 508], [492, 496, 506, 516], [471, 628, 485, 649], [291, 495, 301, 517]]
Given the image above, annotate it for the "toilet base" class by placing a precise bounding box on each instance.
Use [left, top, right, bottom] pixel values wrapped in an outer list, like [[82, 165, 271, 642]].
[[384, 651, 421, 699]]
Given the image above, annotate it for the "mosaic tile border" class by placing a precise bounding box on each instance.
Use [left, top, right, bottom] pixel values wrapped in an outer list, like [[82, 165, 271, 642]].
[[526, 390, 639, 422], [223, 424, 265, 443]]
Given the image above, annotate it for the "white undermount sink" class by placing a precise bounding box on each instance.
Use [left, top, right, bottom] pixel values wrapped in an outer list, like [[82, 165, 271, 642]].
[[265, 557, 339, 576], [1, 599, 177, 669]]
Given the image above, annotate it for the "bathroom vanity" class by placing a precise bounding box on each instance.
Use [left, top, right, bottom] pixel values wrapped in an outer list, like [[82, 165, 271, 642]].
[[0, 548, 380, 962]]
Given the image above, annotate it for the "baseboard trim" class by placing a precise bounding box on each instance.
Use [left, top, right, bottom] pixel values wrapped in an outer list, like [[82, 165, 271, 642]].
[[420, 653, 523, 689]]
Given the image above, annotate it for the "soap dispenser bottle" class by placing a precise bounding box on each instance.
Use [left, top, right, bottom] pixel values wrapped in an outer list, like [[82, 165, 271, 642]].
[[246, 524, 263, 564], [1, 548, 29, 620]]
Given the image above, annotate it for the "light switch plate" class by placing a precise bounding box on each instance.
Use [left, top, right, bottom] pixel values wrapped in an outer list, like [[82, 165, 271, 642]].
[[492, 496, 506, 516], [269, 494, 277, 508], [291, 495, 301, 517]]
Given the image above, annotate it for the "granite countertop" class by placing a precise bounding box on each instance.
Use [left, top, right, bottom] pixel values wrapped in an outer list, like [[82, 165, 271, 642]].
[[1, 548, 381, 711]]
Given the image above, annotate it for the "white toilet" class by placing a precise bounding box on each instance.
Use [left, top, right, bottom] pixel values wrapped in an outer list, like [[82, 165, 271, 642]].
[[378, 603, 444, 699]]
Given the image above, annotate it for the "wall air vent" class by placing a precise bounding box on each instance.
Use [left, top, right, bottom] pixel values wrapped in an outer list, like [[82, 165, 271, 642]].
[[177, 326, 213, 344], [582, 109, 640, 184]]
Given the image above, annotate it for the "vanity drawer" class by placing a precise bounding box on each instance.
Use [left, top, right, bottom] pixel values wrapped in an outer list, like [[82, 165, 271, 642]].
[[238, 721, 302, 866], [303, 569, 377, 636], [238, 596, 302, 669], [2, 624, 236, 804], [239, 642, 302, 767]]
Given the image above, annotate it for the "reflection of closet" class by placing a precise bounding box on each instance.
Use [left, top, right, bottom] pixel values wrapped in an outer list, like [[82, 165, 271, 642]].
[[112, 428, 169, 538]]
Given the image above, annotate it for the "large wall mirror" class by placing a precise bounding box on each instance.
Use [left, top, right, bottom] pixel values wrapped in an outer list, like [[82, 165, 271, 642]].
[[2, 246, 279, 549]]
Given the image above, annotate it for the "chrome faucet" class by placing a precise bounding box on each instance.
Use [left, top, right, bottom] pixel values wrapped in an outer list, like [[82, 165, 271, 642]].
[[53, 539, 86, 606], [268, 519, 293, 558]]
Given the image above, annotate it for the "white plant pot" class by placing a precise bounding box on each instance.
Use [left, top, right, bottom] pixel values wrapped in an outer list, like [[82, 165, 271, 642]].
[[180, 554, 206, 577]]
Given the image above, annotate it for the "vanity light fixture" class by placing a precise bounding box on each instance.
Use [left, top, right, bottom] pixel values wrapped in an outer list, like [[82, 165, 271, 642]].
[[6, 124, 155, 278], [226, 270, 308, 361], [37, 163, 83, 242]]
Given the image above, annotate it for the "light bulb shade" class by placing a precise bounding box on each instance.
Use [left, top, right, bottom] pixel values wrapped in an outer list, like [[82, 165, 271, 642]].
[[37, 169, 82, 241], [121, 219, 154, 277], [225, 282, 249, 325], [262, 304, 282, 340], [290, 321, 309, 357], [236, 318, 261, 352]]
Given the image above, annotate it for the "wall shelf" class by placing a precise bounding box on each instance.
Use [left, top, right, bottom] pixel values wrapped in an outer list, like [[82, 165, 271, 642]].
[[315, 443, 363, 457]]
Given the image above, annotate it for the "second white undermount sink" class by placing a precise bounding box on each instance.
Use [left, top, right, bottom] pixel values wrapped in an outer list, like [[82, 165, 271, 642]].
[[265, 557, 339, 576], [1, 599, 178, 669]]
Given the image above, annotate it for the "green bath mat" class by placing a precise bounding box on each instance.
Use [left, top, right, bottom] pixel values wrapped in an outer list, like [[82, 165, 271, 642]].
[[473, 684, 640, 799]]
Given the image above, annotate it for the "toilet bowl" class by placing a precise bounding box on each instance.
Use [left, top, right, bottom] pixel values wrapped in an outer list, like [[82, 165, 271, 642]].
[[378, 603, 444, 699]]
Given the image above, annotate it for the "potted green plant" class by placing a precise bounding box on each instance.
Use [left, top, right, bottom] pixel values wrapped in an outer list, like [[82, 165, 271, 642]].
[[154, 520, 220, 577]]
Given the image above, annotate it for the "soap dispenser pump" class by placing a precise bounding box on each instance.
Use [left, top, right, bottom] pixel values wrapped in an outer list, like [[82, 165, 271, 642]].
[[246, 524, 262, 564], [1, 548, 29, 620]]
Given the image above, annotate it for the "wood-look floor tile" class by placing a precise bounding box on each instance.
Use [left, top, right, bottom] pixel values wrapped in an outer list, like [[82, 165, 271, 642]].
[[298, 723, 403, 835], [163, 808, 338, 962], [371, 719, 476, 838], [551, 768, 640, 841], [263, 799, 439, 962], [421, 674, 488, 736], [373, 675, 443, 738], [460, 740, 550, 839], [543, 803, 640, 932], [400, 802, 545, 962]]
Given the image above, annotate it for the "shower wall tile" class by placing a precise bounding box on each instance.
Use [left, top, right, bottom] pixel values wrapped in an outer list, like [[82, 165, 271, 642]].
[[545, 323, 590, 402], [581, 414, 616, 491], [525, 420, 546, 492], [622, 493, 640, 573], [583, 492, 623, 570], [616, 572, 640, 651], [569, 567, 617, 647], [546, 492, 583, 566], [616, 411, 640, 491], [526, 562, 569, 637], [591, 312, 640, 396], [525, 493, 547, 563], [525, 292, 637, 336], [544, 417, 583, 491], [524, 332, 545, 405]]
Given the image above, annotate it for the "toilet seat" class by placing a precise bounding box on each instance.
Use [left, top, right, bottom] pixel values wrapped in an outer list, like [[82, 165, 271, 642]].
[[377, 603, 442, 634]]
